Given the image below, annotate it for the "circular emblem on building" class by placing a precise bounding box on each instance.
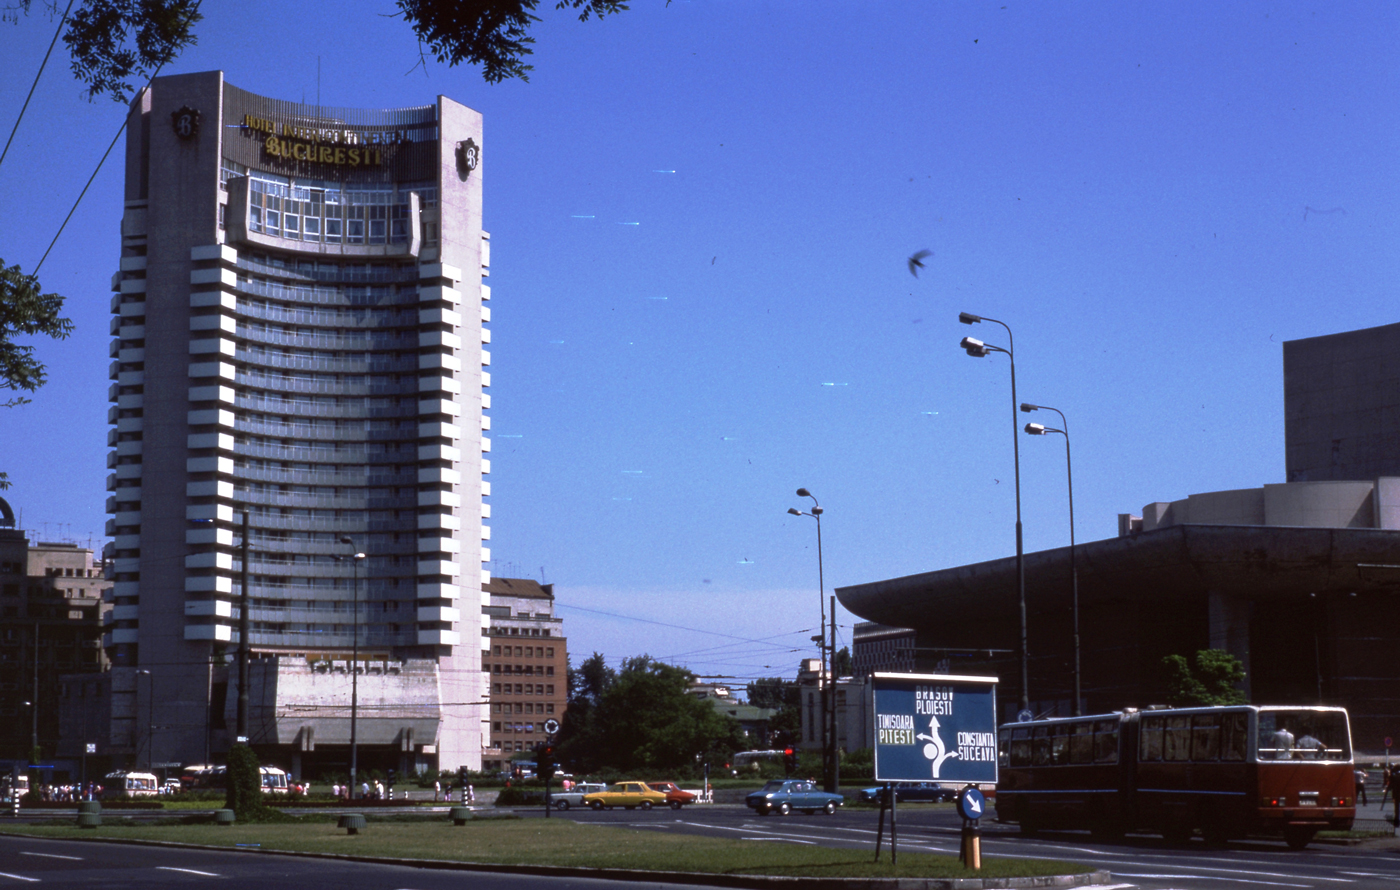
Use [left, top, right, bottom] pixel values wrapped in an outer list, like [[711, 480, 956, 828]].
[[171, 106, 202, 141], [456, 138, 480, 178]]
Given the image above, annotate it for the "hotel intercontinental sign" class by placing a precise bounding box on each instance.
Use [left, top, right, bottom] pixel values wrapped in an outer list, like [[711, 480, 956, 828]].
[[241, 114, 414, 168]]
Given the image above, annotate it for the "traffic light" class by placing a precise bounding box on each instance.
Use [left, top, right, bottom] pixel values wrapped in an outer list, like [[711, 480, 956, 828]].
[[537, 743, 556, 781], [784, 747, 798, 775], [387, 769, 395, 787]]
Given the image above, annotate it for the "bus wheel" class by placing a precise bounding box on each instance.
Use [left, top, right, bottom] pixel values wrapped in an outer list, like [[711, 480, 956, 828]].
[[1283, 826, 1316, 850], [1202, 823, 1229, 847], [1161, 823, 1193, 846]]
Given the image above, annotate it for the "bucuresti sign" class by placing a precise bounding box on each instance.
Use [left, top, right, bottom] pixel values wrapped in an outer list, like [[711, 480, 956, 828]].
[[871, 672, 998, 785], [240, 114, 409, 168]]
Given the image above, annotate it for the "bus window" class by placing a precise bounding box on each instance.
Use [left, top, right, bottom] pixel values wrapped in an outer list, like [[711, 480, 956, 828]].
[[1140, 715, 1163, 762], [1164, 715, 1191, 761], [1093, 719, 1119, 763], [1032, 725, 1051, 766], [998, 728, 1011, 767], [1051, 724, 1071, 765], [1258, 709, 1351, 762], [1221, 711, 1247, 761], [1070, 722, 1093, 764], [1191, 713, 1220, 761], [1010, 727, 1031, 767]]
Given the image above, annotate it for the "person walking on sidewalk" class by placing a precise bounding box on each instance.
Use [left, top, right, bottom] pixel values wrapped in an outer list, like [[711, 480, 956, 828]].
[[1355, 767, 1369, 805]]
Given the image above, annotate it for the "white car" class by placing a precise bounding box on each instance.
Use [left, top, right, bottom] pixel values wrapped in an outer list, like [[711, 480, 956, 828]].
[[546, 782, 607, 810]]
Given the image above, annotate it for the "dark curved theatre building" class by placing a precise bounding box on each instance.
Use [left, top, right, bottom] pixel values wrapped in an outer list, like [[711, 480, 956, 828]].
[[65, 72, 492, 777], [838, 323, 1400, 752]]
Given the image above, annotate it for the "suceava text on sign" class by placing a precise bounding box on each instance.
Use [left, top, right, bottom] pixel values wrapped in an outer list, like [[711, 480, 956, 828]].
[[878, 713, 916, 745], [957, 731, 997, 762], [916, 685, 954, 716]]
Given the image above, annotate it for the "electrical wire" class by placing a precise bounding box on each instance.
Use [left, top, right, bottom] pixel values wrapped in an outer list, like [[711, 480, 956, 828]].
[[0, 0, 74, 172]]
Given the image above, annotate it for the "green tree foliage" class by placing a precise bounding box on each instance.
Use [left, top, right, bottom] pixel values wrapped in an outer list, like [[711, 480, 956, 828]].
[[223, 743, 273, 820], [558, 654, 744, 773], [1162, 649, 1247, 707], [832, 646, 853, 677], [0, 260, 71, 406], [0, 260, 71, 489], [395, 0, 629, 84], [5, 1, 202, 103], [745, 677, 801, 748], [8, 1, 626, 98]]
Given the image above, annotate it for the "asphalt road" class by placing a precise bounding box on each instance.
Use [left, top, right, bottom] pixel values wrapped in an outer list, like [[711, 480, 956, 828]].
[[0, 834, 704, 890], [533, 801, 1400, 890], [2, 801, 1396, 890]]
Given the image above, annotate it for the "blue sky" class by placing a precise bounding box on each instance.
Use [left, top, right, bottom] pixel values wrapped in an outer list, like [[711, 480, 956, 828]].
[[2, 1, 1397, 687]]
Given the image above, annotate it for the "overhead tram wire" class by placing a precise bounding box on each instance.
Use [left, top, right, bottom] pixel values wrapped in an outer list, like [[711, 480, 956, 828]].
[[0, 0, 74, 172], [31, 0, 204, 277], [557, 601, 799, 648]]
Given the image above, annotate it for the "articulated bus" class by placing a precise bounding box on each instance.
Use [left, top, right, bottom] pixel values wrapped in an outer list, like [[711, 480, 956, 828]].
[[180, 764, 290, 794], [995, 705, 1354, 849]]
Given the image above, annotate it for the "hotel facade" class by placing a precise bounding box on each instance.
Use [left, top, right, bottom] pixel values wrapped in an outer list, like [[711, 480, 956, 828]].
[[102, 71, 491, 776]]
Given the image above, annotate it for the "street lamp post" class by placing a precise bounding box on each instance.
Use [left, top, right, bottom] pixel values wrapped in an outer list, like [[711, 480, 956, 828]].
[[237, 511, 251, 743], [339, 537, 366, 800], [959, 312, 1030, 715], [789, 489, 836, 791], [1022, 403, 1080, 716], [136, 669, 153, 770]]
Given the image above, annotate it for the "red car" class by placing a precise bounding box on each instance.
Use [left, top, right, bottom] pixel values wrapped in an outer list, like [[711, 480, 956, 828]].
[[645, 781, 697, 809]]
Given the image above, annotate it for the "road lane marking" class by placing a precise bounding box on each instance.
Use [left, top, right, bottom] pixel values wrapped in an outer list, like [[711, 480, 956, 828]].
[[740, 838, 816, 844], [1108, 873, 1304, 884], [0, 873, 40, 883], [20, 853, 80, 861], [156, 867, 221, 876]]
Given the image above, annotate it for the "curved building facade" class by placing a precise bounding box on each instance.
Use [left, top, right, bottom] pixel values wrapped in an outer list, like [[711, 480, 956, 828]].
[[104, 72, 489, 775]]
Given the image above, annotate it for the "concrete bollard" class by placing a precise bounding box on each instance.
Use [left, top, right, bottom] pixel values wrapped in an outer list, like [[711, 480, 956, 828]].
[[338, 814, 367, 835], [449, 806, 472, 826]]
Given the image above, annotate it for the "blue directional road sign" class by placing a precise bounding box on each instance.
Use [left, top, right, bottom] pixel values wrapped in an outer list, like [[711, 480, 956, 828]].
[[871, 672, 998, 785], [957, 786, 986, 821]]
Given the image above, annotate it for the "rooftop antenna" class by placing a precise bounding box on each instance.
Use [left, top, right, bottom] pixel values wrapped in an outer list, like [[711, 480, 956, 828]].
[[540, 566, 547, 585]]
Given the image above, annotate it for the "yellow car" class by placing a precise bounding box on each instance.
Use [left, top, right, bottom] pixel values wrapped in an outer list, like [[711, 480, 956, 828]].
[[582, 781, 670, 811]]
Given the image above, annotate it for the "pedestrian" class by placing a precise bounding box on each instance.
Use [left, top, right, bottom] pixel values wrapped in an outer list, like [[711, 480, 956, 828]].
[[375, 779, 384, 800], [467, 783, 475, 805], [1391, 764, 1400, 826], [1355, 768, 1368, 805], [434, 780, 440, 802]]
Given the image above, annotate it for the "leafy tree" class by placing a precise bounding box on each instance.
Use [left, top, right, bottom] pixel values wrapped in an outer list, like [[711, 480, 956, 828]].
[[8, 1, 628, 101], [223, 743, 275, 821], [1162, 649, 1247, 707], [559, 655, 744, 774], [396, 0, 630, 84], [0, 261, 72, 490], [832, 646, 852, 677], [745, 677, 801, 748]]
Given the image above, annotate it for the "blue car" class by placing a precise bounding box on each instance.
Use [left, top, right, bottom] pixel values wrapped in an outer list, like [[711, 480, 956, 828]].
[[856, 782, 956, 804], [745, 779, 844, 816]]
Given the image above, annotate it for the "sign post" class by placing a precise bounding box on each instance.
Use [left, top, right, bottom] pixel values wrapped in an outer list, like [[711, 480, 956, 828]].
[[870, 672, 998, 867]]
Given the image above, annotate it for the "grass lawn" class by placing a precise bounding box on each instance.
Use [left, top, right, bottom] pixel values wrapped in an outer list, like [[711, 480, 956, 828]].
[[0, 817, 1093, 879]]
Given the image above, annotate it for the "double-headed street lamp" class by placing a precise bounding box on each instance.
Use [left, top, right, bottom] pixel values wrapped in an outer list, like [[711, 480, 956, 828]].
[[959, 312, 1030, 715], [1022, 402, 1081, 716], [788, 488, 838, 792], [338, 537, 366, 799]]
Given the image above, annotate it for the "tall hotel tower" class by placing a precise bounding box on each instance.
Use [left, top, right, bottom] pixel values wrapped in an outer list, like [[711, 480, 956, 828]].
[[105, 72, 489, 775]]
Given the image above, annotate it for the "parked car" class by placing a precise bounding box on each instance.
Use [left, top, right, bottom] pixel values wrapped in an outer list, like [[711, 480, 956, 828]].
[[582, 781, 670, 810], [856, 782, 956, 804], [547, 782, 607, 810], [645, 781, 697, 809], [745, 779, 843, 816]]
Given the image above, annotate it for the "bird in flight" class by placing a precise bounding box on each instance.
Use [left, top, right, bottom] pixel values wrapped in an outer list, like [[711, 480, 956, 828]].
[[908, 249, 933, 277]]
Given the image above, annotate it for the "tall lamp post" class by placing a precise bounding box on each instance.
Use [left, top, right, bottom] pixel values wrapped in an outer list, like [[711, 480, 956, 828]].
[[237, 511, 251, 744], [136, 669, 153, 770], [959, 312, 1030, 715], [1022, 403, 1080, 716], [339, 537, 366, 799], [789, 488, 835, 791]]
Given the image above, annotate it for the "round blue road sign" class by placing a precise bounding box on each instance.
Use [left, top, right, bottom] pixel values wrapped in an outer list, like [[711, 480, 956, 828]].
[[957, 786, 986, 821]]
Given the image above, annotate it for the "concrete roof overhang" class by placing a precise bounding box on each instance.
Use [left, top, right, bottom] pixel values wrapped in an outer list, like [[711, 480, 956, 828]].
[[835, 524, 1400, 642]]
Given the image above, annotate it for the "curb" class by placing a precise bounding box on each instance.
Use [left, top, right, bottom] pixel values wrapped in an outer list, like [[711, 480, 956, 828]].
[[0, 829, 1113, 889]]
